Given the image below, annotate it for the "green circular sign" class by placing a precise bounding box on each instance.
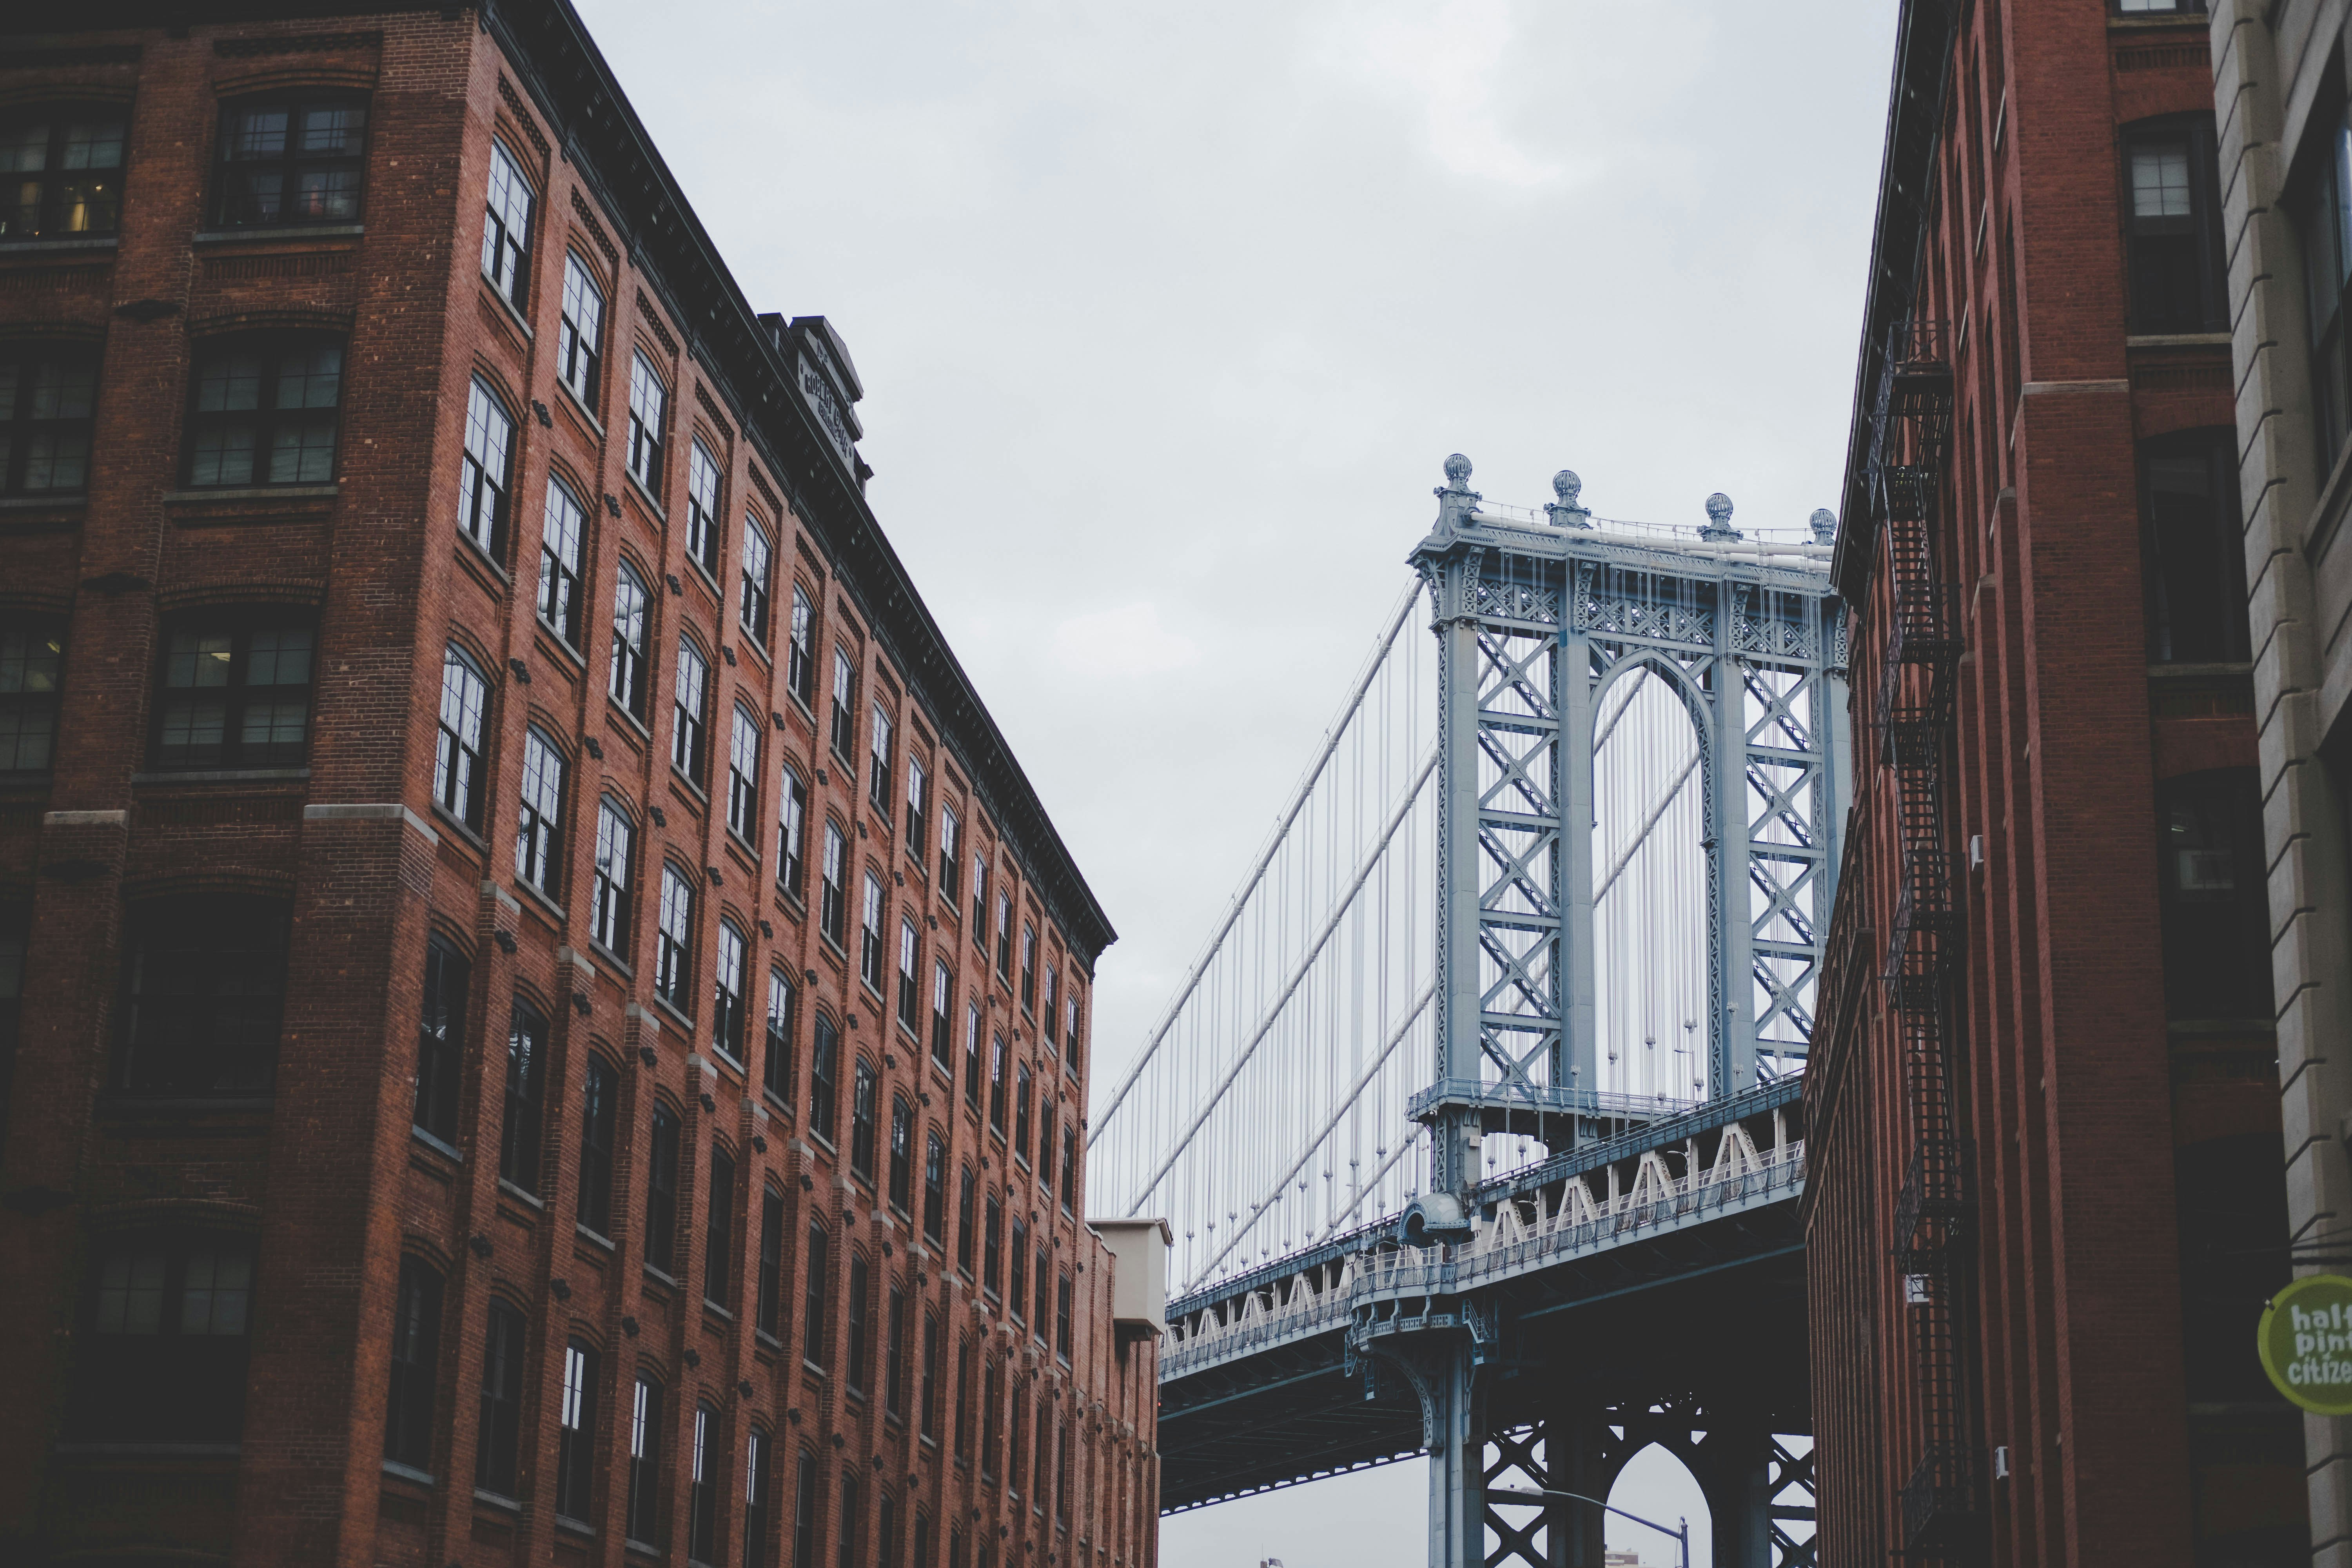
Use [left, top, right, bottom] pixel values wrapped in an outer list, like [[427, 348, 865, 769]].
[[2259, 1274, 2352, 1414]]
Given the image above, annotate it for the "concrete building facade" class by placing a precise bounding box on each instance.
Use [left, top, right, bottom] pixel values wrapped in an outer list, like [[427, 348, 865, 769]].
[[0, 5, 1162, 1567], [1807, 0, 2301, 1563]]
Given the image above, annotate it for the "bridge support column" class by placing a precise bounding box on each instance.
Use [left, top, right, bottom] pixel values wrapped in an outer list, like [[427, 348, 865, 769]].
[[1691, 1417, 1773, 1568], [1544, 1413, 1609, 1568], [1425, 1342, 1484, 1568]]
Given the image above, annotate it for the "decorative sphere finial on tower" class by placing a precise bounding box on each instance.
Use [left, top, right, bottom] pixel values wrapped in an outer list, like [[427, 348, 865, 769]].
[[1433, 453, 1482, 531], [1545, 467, 1593, 529], [1809, 507, 1839, 546], [1443, 453, 1473, 488], [1699, 491, 1740, 542]]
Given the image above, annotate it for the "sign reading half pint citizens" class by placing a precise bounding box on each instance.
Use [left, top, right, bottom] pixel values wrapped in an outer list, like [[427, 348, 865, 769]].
[[2259, 1274, 2352, 1415]]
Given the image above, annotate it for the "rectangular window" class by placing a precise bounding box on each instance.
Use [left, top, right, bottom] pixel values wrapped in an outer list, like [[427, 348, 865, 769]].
[[383, 1257, 441, 1472], [626, 1374, 662, 1546], [728, 706, 762, 845], [744, 1428, 771, 1568], [1009, 1221, 1027, 1324], [793, 1450, 819, 1568], [939, 808, 961, 904], [78, 1234, 255, 1442], [741, 516, 773, 644], [646, 1101, 681, 1274], [689, 1403, 717, 1563], [830, 647, 857, 762], [152, 613, 314, 772], [706, 1146, 736, 1307], [610, 561, 650, 716], [557, 250, 604, 405], [787, 584, 815, 708], [2143, 432, 2249, 664], [186, 333, 341, 487], [434, 644, 490, 828], [987, 1035, 1007, 1134], [2125, 119, 2225, 335], [673, 637, 710, 784], [555, 1339, 597, 1522], [515, 726, 565, 896], [458, 377, 514, 555], [627, 352, 666, 492], [897, 919, 921, 1032], [686, 439, 723, 578], [413, 933, 469, 1143], [803, 1220, 830, 1368], [778, 767, 809, 899], [764, 969, 796, 1103], [4, 104, 126, 237], [964, 1003, 983, 1111], [860, 872, 887, 993], [1013, 1064, 1033, 1166], [810, 1014, 839, 1144], [957, 1165, 976, 1277], [1019, 926, 1037, 1013], [577, 1054, 617, 1236], [1055, 1274, 1072, 1361], [499, 998, 546, 1194], [1060, 1123, 1077, 1212], [850, 1059, 879, 1181], [0, 344, 97, 495], [923, 1132, 947, 1244], [757, 1185, 785, 1338], [537, 478, 587, 647], [983, 1193, 1002, 1297], [930, 960, 953, 1071], [905, 757, 928, 859], [820, 824, 848, 948], [838, 1475, 860, 1568], [592, 799, 634, 953], [921, 1312, 942, 1439], [118, 895, 290, 1096], [477, 1299, 525, 1497], [868, 703, 893, 810], [847, 1252, 871, 1396], [2310, 119, 2352, 473], [215, 95, 364, 226], [656, 864, 695, 1013], [887, 1282, 909, 1419], [481, 137, 533, 306], [713, 920, 747, 1063]]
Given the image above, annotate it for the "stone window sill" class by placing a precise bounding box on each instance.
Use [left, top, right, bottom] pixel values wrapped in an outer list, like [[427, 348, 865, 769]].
[[193, 223, 363, 245]]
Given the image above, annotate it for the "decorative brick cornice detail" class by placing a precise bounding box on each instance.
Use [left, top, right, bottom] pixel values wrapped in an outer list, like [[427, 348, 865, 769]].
[[636, 291, 679, 361], [495, 74, 551, 166], [214, 32, 381, 57], [693, 379, 735, 444], [569, 189, 619, 274], [187, 306, 355, 338]]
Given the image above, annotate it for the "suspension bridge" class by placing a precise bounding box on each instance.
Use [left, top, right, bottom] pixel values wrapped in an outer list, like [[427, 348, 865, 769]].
[[1091, 457, 1850, 1567]]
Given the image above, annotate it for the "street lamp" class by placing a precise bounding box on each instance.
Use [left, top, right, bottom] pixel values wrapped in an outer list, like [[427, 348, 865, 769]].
[[1485, 1485, 1691, 1568]]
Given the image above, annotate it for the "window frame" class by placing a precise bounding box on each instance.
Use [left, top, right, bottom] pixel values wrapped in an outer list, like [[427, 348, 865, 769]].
[[481, 135, 534, 309], [211, 93, 368, 229], [2122, 114, 2227, 336], [778, 765, 809, 901], [576, 1052, 618, 1236], [740, 514, 773, 645], [537, 474, 589, 648], [728, 702, 762, 845], [0, 341, 98, 496], [610, 559, 651, 717], [149, 607, 317, 775], [655, 862, 697, 1014], [671, 634, 710, 787], [557, 249, 604, 407], [626, 350, 667, 493], [458, 375, 517, 557], [686, 438, 724, 581], [592, 797, 635, 957], [499, 996, 549, 1194], [183, 330, 345, 490], [413, 933, 470, 1143], [3, 101, 128, 239], [433, 642, 491, 830], [713, 918, 748, 1065], [515, 725, 567, 898]]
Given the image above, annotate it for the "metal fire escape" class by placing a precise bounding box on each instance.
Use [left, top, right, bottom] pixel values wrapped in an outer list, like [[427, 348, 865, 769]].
[[1869, 318, 1979, 1558]]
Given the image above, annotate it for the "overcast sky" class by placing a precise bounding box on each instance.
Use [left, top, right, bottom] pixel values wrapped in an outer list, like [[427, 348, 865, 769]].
[[573, 0, 1897, 1559]]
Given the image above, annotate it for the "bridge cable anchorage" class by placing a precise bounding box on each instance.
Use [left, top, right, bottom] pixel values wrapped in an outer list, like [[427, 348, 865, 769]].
[[1186, 981, 1436, 1286], [1093, 579, 1423, 1133], [1121, 742, 1439, 1219]]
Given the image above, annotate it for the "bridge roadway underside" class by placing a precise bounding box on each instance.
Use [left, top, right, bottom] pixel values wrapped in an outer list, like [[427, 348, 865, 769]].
[[1158, 1216, 1808, 1511]]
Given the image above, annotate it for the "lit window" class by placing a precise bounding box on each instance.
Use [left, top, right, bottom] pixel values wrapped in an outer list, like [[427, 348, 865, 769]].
[[481, 138, 533, 307], [185, 334, 342, 487], [514, 726, 565, 895], [2, 104, 125, 237], [433, 644, 490, 829]]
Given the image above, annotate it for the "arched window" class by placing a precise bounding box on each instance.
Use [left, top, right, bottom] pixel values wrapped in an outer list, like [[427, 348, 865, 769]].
[[1013, 1064, 1033, 1165], [73, 1229, 255, 1441], [3, 102, 125, 237], [686, 438, 723, 578], [538, 475, 588, 648], [809, 1012, 839, 1144], [0, 342, 97, 495], [905, 756, 928, 858], [786, 583, 816, 709], [645, 1099, 681, 1274], [757, 1183, 785, 1338], [186, 332, 343, 487], [499, 996, 548, 1193], [887, 1094, 914, 1212], [555, 1339, 599, 1521], [515, 726, 566, 895], [740, 515, 772, 644], [929, 959, 953, 1070], [413, 933, 469, 1143], [704, 1144, 736, 1307], [459, 377, 515, 555], [557, 251, 604, 405], [1009, 1219, 1028, 1324], [846, 1251, 872, 1395], [624, 1371, 662, 1545], [592, 796, 635, 953], [481, 137, 534, 307], [830, 646, 857, 763], [777, 765, 809, 899], [610, 560, 650, 716], [792, 1448, 820, 1568], [885, 1278, 909, 1418], [764, 968, 796, 1102], [434, 642, 490, 828], [860, 870, 887, 992], [744, 1426, 773, 1567], [867, 702, 893, 810], [384, 1255, 443, 1473], [118, 894, 289, 1096], [819, 822, 848, 946], [922, 1131, 947, 1243], [713, 917, 747, 1063], [476, 1298, 526, 1497], [577, 1054, 618, 1236], [802, 1219, 830, 1369], [850, 1058, 879, 1180], [626, 352, 666, 490], [671, 635, 710, 784], [897, 917, 921, 1032], [655, 863, 695, 1012], [728, 702, 761, 843], [956, 1163, 976, 1277], [920, 1310, 942, 1439], [983, 1192, 1003, 1298], [687, 1401, 718, 1562]]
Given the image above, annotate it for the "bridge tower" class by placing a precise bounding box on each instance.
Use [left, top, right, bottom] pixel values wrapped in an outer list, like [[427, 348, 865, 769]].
[[1393, 456, 1849, 1566]]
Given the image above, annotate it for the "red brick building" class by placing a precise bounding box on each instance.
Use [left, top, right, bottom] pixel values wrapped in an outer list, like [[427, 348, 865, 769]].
[[1806, 0, 2300, 1563], [0, 6, 1163, 1567]]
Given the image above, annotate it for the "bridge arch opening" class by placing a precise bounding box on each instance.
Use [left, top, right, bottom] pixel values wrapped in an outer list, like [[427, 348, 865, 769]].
[[1605, 1441, 1712, 1566], [1591, 657, 1711, 1106]]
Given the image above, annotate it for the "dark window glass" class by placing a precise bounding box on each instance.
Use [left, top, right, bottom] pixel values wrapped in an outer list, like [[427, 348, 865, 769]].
[[0, 343, 97, 495], [792, 1449, 819, 1568], [1064, 991, 1083, 1075], [459, 377, 515, 555], [714, 919, 747, 1063], [0, 615, 62, 770], [995, 893, 1013, 980], [687, 440, 724, 579], [1033, 1249, 1050, 1345], [923, 1133, 947, 1244], [477, 1299, 525, 1496], [757, 1185, 785, 1337], [555, 1339, 598, 1521], [972, 858, 989, 946], [434, 643, 490, 827], [728, 704, 761, 844], [905, 758, 928, 860], [879, 1491, 899, 1568], [983, 1194, 1003, 1298], [1014, 1065, 1033, 1166], [868, 704, 894, 811], [2303, 118, 2352, 470], [579, 1054, 617, 1235], [1038, 1111, 1056, 1195], [656, 864, 695, 1013], [778, 767, 809, 899], [2141, 431, 2249, 664], [964, 1004, 983, 1110], [920, 1312, 941, 1440], [929, 961, 953, 1071], [939, 809, 961, 904], [810, 1013, 839, 1144], [1009, 1384, 1025, 1496], [1055, 1274, 1072, 1360], [1009, 1220, 1027, 1323], [673, 637, 710, 784], [850, 1059, 879, 1181], [787, 584, 815, 709], [2159, 769, 2275, 1020], [538, 476, 588, 646], [2125, 118, 2226, 335], [152, 611, 314, 771], [414, 934, 470, 1142], [481, 138, 533, 307], [987, 1035, 1007, 1134], [897, 919, 922, 1032], [0, 902, 19, 1146], [499, 998, 547, 1193], [73, 1231, 254, 1441], [819, 824, 848, 947], [1019, 926, 1036, 1013], [1060, 1123, 1078, 1211], [741, 516, 773, 644], [185, 333, 341, 487], [744, 1427, 772, 1568], [627, 352, 666, 492], [837, 1475, 861, 1568], [118, 895, 288, 1096], [593, 798, 634, 953], [611, 560, 650, 715], [980, 1357, 1000, 1483], [383, 1256, 441, 1471], [1042, 968, 1060, 1058], [847, 1252, 871, 1396], [706, 1145, 736, 1306], [764, 969, 796, 1102], [515, 727, 566, 897], [2, 104, 125, 237], [689, 1403, 718, 1563], [213, 94, 365, 225], [860, 872, 887, 992], [647, 1101, 682, 1274], [830, 647, 857, 764], [957, 1165, 976, 1276], [954, 1339, 972, 1459], [558, 251, 604, 405], [887, 1096, 914, 1212], [803, 1221, 830, 1369], [626, 1373, 663, 1546], [886, 1281, 908, 1419]]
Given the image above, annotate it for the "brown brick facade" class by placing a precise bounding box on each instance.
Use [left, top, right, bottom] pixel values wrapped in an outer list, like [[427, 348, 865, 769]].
[[0, 10, 1158, 1568]]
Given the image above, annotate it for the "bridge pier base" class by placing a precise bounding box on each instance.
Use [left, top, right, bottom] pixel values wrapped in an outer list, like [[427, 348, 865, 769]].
[[1544, 1415, 1610, 1568], [1689, 1415, 1773, 1568], [1425, 1341, 1484, 1568]]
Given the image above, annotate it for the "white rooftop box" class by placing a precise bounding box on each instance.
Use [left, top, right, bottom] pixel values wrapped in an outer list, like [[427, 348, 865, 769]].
[[1090, 1218, 1173, 1336]]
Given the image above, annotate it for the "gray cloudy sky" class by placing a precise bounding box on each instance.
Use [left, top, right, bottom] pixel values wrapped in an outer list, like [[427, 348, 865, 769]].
[[572, 0, 1897, 1559]]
